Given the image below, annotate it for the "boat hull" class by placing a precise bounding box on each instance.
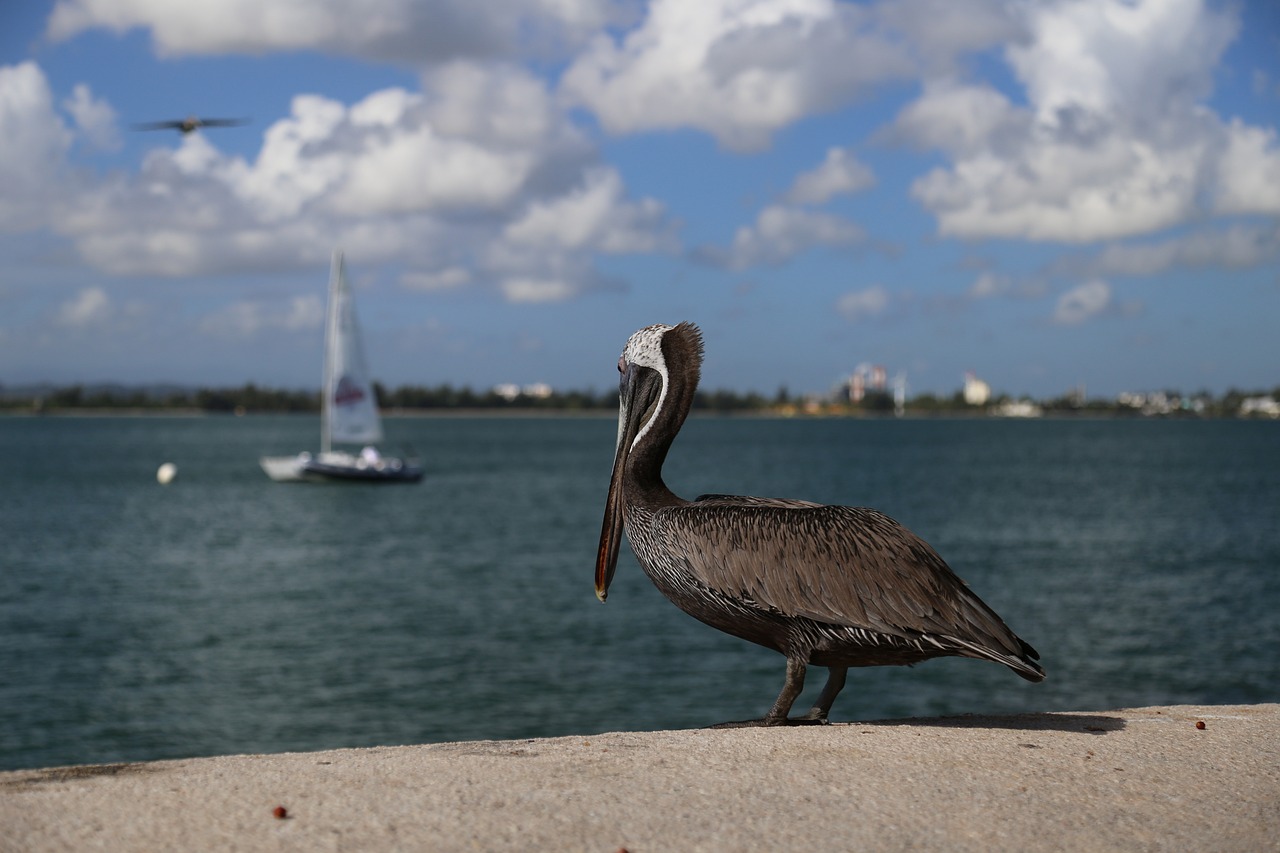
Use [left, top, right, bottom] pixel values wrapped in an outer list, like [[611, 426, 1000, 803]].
[[259, 452, 423, 484]]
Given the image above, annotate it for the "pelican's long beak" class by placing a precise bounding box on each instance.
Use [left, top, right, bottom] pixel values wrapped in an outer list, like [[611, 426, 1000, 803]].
[[595, 365, 644, 602]]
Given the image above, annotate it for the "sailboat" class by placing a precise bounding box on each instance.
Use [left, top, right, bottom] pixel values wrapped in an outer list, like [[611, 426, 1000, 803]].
[[260, 251, 423, 483]]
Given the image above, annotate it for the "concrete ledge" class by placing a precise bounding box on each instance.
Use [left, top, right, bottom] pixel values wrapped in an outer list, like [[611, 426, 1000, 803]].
[[3, 704, 1277, 852]]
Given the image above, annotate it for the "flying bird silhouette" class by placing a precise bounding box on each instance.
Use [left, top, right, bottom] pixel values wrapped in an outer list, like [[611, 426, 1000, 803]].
[[132, 115, 249, 135]]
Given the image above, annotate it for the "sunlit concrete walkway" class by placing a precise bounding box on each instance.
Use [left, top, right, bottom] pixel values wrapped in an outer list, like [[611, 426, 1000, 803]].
[[3, 704, 1277, 852]]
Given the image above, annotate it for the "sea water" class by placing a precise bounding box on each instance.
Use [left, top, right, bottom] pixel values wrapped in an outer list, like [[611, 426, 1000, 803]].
[[1, 414, 1277, 770]]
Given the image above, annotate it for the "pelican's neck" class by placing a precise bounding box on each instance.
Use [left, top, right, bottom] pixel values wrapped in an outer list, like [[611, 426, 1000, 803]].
[[625, 369, 696, 510]]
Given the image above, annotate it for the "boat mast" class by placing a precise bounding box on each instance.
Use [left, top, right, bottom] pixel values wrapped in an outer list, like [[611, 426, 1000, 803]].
[[321, 250, 343, 456]]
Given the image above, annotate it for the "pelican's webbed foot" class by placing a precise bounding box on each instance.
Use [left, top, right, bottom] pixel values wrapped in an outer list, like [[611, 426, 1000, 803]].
[[707, 716, 826, 729]]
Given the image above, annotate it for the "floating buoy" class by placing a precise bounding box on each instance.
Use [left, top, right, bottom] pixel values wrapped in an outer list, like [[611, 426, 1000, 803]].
[[157, 462, 177, 484]]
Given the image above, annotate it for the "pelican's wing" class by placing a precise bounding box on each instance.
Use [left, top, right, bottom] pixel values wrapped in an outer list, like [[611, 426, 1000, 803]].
[[656, 498, 1037, 666], [132, 120, 184, 131], [197, 118, 249, 127]]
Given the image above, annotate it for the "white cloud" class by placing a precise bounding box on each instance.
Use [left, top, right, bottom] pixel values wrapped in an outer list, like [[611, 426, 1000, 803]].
[[1215, 120, 1280, 216], [836, 284, 889, 322], [401, 267, 472, 292], [873, 0, 1023, 70], [0, 59, 670, 304], [63, 83, 120, 151], [893, 0, 1264, 244], [46, 0, 627, 63], [966, 270, 1047, 300], [199, 295, 324, 337], [56, 287, 111, 327], [1090, 223, 1280, 277], [968, 272, 1006, 299], [703, 204, 865, 269], [1005, 0, 1232, 127], [561, 0, 915, 151], [1053, 279, 1111, 325], [885, 81, 1025, 157], [0, 62, 74, 230], [912, 128, 1209, 242], [500, 276, 579, 303], [502, 167, 674, 253], [422, 61, 562, 147], [783, 146, 875, 205]]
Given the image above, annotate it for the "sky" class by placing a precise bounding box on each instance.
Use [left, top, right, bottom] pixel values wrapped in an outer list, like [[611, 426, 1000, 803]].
[[1, 0, 1278, 399]]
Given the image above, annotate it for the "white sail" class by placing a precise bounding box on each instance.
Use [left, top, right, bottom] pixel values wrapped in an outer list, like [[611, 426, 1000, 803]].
[[322, 251, 382, 450], [261, 250, 421, 483]]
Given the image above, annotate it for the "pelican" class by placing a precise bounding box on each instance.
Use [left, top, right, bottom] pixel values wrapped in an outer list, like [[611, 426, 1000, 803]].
[[595, 322, 1044, 726], [132, 116, 249, 135]]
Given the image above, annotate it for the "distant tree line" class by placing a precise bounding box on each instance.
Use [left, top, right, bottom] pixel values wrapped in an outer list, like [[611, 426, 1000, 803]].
[[0, 382, 780, 414], [1, 381, 1276, 418]]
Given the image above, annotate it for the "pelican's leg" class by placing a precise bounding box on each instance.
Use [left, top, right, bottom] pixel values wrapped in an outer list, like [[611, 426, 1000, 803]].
[[708, 656, 809, 728], [762, 657, 807, 725], [795, 666, 847, 724]]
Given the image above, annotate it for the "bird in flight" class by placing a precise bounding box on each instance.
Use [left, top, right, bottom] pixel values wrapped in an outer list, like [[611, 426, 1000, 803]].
[[132, 115, 249, 135]]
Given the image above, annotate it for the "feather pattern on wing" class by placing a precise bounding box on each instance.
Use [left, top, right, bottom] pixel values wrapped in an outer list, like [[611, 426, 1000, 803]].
[[652, 496, 1034, 665]]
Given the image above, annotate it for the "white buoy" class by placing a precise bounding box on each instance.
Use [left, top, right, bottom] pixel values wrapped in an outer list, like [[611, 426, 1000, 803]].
[[157, 462, 177, 485]]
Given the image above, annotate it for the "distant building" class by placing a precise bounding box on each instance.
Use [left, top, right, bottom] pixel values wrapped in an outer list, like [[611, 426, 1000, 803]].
[[845, 363, 889, 404], [849, 371, 865, 403], [963, 372, 991, 406], [522, 383, 553, 399], [993, 399, 1042, 418], [493, 382, 554, 402], [1240, 396, 1280, 418]]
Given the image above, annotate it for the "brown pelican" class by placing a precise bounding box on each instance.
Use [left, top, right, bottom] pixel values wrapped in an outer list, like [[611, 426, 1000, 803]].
[[132, 116, 249, 135], [595, 322, 1044, 726]]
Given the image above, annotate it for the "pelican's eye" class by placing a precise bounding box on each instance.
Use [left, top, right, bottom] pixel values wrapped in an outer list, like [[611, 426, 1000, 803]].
[[617, 357, 626, 373]]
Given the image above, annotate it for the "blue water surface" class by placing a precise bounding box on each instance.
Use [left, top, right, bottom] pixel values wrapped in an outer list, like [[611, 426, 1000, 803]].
[[1, 414, 1276, 770]]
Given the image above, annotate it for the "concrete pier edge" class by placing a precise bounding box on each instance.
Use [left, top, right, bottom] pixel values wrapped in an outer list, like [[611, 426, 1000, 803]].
[[4, 704, 1277, 851]]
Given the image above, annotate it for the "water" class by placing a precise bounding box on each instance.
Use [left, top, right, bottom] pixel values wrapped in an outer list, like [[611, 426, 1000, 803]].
[[1, 414, 1277, 771]]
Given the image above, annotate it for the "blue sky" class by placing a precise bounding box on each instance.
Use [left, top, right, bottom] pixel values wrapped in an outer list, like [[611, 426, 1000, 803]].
[[1, 0, 1277, 398]]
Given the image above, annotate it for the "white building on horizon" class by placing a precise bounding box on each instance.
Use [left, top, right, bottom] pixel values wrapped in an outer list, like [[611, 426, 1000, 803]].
[[963, 372, 991, 406]]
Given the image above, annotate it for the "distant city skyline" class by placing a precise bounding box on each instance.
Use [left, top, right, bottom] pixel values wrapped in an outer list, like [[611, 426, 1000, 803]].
[[1, 0, 1277, 398]]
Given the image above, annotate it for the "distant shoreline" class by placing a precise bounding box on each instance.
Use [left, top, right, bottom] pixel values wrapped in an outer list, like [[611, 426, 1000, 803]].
[[2, 407, 1271, 421]]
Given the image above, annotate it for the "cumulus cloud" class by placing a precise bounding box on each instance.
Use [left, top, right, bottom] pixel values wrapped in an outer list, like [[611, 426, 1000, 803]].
[[968, 272, 1007, 299], [0, 60, 672, 303], [561, 0, 915, 151], [873, 0, 1023, 70], [0, 62, 74, 230], [198, 295, 325, 337], [836, 284, 889, 322], [1088, 223, 1280, 277], [63, 83, 120, 151], [401, 267, 472, 292], [892, 0, 1272, 244], [46, 0, 629, 63], [1053, 279, 1111, 325], [56, 287, 112, 327], [1215, 120, 1280, 217], [783, 147, 875, 205], [502, 167, 675, 254], [698, 205, 865, 269], [966, 270, 1047, 301]]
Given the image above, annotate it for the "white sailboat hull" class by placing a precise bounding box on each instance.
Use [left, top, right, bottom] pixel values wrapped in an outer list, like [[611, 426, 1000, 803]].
[[259, 454, 309, 482], [260, 451, 423, 483]]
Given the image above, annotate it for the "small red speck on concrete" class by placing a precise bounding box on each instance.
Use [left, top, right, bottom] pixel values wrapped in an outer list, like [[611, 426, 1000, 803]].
[[273, 806, 288, 819], [1196, 721, 1206, 730]]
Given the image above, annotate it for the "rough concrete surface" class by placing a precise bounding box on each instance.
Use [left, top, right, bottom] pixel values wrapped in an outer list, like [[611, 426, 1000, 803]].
[[3, 704, 1277, 852]]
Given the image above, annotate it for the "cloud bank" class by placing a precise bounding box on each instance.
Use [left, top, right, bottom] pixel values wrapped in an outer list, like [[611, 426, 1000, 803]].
[[4, 0, 1277, 328]]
